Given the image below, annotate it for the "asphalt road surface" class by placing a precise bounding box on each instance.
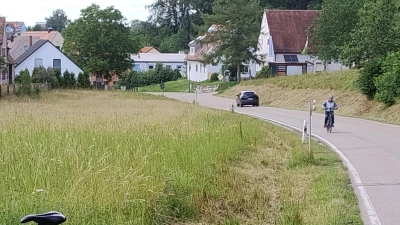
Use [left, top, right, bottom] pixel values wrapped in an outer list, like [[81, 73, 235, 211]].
[[147, 91, 400, 225]]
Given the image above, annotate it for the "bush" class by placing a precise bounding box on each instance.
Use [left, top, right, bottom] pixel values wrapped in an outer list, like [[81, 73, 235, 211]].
[[31, 66, 58, 87], [256, 65, 269, 79], [374, 52, 400, 105], [356, 57, 383, 99], [210, 73, 219, 82], [63, 70, 76, 88], [77, 71, 91, 88], [15, 69, 33, 96]]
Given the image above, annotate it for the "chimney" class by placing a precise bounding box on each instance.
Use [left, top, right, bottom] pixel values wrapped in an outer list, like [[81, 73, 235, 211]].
[[48, 27, 54, 33], [29, 36, 32, 47]]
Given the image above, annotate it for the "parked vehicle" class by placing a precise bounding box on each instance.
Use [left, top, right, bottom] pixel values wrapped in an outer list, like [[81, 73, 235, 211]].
[[236, 91, 259, 107]]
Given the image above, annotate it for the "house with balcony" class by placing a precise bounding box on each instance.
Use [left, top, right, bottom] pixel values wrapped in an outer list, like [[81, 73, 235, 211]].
[[185, 25, 256, 82], [255, 10, 348, 76]]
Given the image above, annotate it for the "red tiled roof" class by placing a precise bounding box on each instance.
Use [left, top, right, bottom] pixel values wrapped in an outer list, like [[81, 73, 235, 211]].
[[20, 31, 59, 41], [185, 24, 222, 61], [9, 36, 41, 60], [6, 21, 25, 32], [266, 10, 317, 53], [140, 46, 157, 53]]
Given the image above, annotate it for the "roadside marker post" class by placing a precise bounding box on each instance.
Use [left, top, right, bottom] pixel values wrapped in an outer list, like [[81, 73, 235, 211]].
[[302, 120, 307, 143], [308, 99, 316, 156]]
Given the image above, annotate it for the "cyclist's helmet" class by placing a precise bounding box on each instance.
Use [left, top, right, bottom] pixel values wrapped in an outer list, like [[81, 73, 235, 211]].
[[329, 94, 334, 99]]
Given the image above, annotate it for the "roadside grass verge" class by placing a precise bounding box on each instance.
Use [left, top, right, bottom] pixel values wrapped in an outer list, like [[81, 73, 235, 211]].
[[219, 69, 400, 125], [138, 79, 235, 93], [0, 90, 362, 224]]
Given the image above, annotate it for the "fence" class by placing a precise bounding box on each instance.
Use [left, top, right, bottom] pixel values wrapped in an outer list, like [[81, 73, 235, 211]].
[[0, 83, 51, 98]]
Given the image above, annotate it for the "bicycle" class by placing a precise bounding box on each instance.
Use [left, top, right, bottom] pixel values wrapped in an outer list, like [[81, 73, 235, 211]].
[[324, 107, 336, 133], [20, 211, 66, 225]]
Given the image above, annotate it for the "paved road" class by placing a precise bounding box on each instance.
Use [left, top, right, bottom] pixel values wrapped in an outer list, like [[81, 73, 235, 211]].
[[148, 91, 400, 225]]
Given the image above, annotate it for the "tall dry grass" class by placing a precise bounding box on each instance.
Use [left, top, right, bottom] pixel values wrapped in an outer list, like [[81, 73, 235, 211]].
[[0, 90, 362, 224], [219, 69, 400, 125]]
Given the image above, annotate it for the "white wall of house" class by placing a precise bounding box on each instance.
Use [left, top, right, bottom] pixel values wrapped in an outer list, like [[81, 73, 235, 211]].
[[15, 42, 82, 75], [187, 60, 209, 82], [255, 12, 270, 72]]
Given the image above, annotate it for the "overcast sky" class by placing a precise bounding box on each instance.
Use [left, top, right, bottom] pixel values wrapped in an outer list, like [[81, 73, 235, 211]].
[[0, 0, 154, 26]]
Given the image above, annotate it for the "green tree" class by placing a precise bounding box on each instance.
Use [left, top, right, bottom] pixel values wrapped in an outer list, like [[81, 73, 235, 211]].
[[32, 24, 45, 31], [77, 71, 91, 88], [309, 0, 364, 64], [374, 51, 400, 105], [45, 9, 70, 33], [200, 0, 264, 83], [62, 4, 139, 80], [342, 0, 400, 68], [31, 66, 58, 86], [15, 69, 32, 96]]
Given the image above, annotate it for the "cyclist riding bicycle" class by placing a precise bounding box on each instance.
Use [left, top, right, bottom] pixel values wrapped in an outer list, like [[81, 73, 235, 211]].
[[322, 94, 338, 127]]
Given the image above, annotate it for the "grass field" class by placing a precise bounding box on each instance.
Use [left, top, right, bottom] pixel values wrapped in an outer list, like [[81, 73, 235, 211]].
[[138, 79, 237, 93], [0, 90, 362, 224], [219, 69, 400, 125]]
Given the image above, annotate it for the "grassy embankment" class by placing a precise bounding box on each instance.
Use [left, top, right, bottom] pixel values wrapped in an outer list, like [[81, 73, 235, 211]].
[[219, 69, 400, 125], [138, 78, 237, 93], [0, 90, 362, 224]]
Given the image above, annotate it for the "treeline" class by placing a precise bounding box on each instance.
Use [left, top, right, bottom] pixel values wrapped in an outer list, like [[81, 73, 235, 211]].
[[132, 0, 323, 53], [14, 66, 91, 97], [117, 63, 182, 89], [311, 0, 400, 105]]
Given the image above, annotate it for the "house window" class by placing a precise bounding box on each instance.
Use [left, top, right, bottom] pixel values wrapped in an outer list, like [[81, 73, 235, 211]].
[[243, 65, 249, 73], [149, 65, 154, 70], [196, 64, 198, 72], [200, 64, 203, 73], [53, 59, 61, 69], [283, 55, 299, 62], [34, 58, 43, 67], [190, 47, 195, 54]]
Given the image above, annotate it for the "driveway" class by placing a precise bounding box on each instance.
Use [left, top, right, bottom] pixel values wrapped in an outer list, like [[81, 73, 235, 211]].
[[147, 91, 400, 225]]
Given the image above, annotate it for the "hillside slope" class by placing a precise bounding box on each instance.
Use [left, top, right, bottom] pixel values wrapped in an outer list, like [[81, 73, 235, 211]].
[[217, 70, 400, 125]]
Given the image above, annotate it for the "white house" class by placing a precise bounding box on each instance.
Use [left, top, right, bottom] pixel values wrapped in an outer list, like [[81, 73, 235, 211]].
[[14, 39, 83, 75], [185, 25, 257, 82], [256, 10, 348, 76], [131, 51, 186, 76]]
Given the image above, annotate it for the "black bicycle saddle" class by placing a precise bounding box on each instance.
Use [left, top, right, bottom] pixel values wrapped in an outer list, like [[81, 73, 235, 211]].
[[20, 211, 66, 225]]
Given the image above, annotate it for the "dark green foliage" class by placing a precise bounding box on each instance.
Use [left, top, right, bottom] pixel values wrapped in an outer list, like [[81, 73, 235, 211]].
[[374, 52, 400, 105], [256, 66, 269, 79], [356, 58, 383, 100], [309, 0, 364, 63], [77, 71, 91, 88], [54, 68, 63, 88], [210, 73, 219, 82], [342, 0, 400, 67], [200, 0, 263, 82], [117, 63, 181, 89], [31, 66, 59, 87], [45, 9, 70, 33], [15, 69, 33, 96], [63, 4, 139, 78], [63, 70, 76, 89]]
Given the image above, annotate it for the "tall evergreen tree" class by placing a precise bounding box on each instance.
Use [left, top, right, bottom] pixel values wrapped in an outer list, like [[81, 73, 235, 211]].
[[200, 0, 264, 82]]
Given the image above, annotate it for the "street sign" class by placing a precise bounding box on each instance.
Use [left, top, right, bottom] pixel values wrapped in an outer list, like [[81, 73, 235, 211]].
[[218, 74, 223, 80]]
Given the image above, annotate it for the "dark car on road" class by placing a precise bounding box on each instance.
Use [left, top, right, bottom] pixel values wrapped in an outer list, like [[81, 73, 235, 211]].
[[236, 91, 259, 107]]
